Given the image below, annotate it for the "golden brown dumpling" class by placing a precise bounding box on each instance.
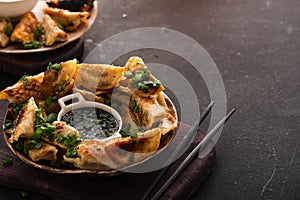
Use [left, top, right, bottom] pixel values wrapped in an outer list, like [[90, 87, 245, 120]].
[[0, 18, 12, 47], [10, 12, 38, 43], [129, 93, 168, 129], [42, 14, 69, 46], [40, 59, 79, 98], [51, 121, 80, 150], [0, 59, 79, 104], [121, 56, 165, 98], [75, 64, 124, 92], [0, 72, 44, 103], [0, 33, 9, 48], [28, 141, 58, 161], [8, 97, 38, 143], [43, 7, 90, 31], [64, 128, 161, 170]]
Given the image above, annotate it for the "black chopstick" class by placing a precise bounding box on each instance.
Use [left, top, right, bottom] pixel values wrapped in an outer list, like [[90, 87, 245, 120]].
[[141, 101, 215, 200], [150, 108, 236, 200]]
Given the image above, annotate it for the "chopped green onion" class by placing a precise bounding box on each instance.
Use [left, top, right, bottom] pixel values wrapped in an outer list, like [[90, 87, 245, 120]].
[[153, 79, 161, 88], [56, 134, 67, 143], [47, 62, 62, 71], [4, 25, 13, 37], [56, 22, 66, 30], [20, 191, 30, 198], [5, 17, 10, 23], [144, 80, 154, 86], [65, 147, 77, 158], [35, 142, 43, 150], [131, 99, 138, 112], [104, 98, 111, 106], [134, 73, 144, 82], [32, 128, 43, 140], [84, 123, 93, 130], [34, 25, 43, 40], [3, 158, 13, 166], [46, 113, 58, 123], [45, 95, 58, 107], [129, 129, 138, 138], [124, 71, 133, 78], [19, 73, 30, 87], [4, 119, 13, 130], [16, 142, 24, 152], [138, 83, 150, 93], [22, 41, 42, 49], [10, 100, 28, 115]]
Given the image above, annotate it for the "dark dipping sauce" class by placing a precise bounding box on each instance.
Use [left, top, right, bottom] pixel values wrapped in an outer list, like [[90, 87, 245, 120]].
[[61, 107, 119, 140]]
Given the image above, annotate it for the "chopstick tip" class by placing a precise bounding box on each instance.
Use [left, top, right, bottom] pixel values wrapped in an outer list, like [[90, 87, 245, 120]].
[[225, 108, 236, 123]]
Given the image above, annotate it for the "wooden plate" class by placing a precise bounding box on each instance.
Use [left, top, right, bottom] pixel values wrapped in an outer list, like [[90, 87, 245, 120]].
[[2, 95, 178, 176], [0, 1, 98, 54]]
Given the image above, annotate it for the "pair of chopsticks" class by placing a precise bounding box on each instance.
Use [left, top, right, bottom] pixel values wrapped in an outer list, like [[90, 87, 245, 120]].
[[142, 102, 235, 200]]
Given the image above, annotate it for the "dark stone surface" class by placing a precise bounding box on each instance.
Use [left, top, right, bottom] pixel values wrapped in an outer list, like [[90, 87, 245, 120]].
[[0, 0, 299, 199]]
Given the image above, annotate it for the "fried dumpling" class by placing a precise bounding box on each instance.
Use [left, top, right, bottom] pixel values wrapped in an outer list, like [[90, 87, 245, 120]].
[[1, 72, 44, 104], [28, 141, 58, 161], [42, 14, 69, 46], [10, 12, 38, 43], [0, 33, 9, 48], [0, 18, 12, 47], [64, 140, 111, 170], [46, 0, 95, 12], [8, 97, 38, 143], [64, 128, 161, 170], [41, 59, 79, 98], [73, 64, 124, 102], [43, 7, 90, 31], [0, 59, 79, 104], [121, 56, 165, 98], [52, 121, 80, 150], [129, 93, 168, 129], [75, 64, 124, 92]]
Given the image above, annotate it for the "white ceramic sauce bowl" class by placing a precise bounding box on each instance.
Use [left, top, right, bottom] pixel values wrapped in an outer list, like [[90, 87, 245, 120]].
[[0, 0, 38, 18], [57, 93, 122, 142]]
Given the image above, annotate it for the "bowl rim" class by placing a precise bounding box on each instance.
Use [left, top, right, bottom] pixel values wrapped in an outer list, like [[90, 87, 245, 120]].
[[0, 0, 23, 3], [57, 93, 123, 142], [0, 0, 37, 4]]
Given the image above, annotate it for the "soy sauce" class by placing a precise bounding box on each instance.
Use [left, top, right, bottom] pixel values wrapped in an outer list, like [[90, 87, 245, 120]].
[[61, 107, 119, 140]]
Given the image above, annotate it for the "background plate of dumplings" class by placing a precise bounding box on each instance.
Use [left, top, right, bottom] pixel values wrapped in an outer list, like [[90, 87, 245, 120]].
[[0, 1, 98, 54]]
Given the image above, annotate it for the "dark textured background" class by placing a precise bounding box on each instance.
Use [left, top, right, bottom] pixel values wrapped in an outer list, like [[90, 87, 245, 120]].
[[0, 0, 299, 199]]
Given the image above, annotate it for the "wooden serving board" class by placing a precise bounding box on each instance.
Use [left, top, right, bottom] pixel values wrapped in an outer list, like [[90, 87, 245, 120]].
[[0, 100, 216, 200], [0, 38, 84, 76]]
